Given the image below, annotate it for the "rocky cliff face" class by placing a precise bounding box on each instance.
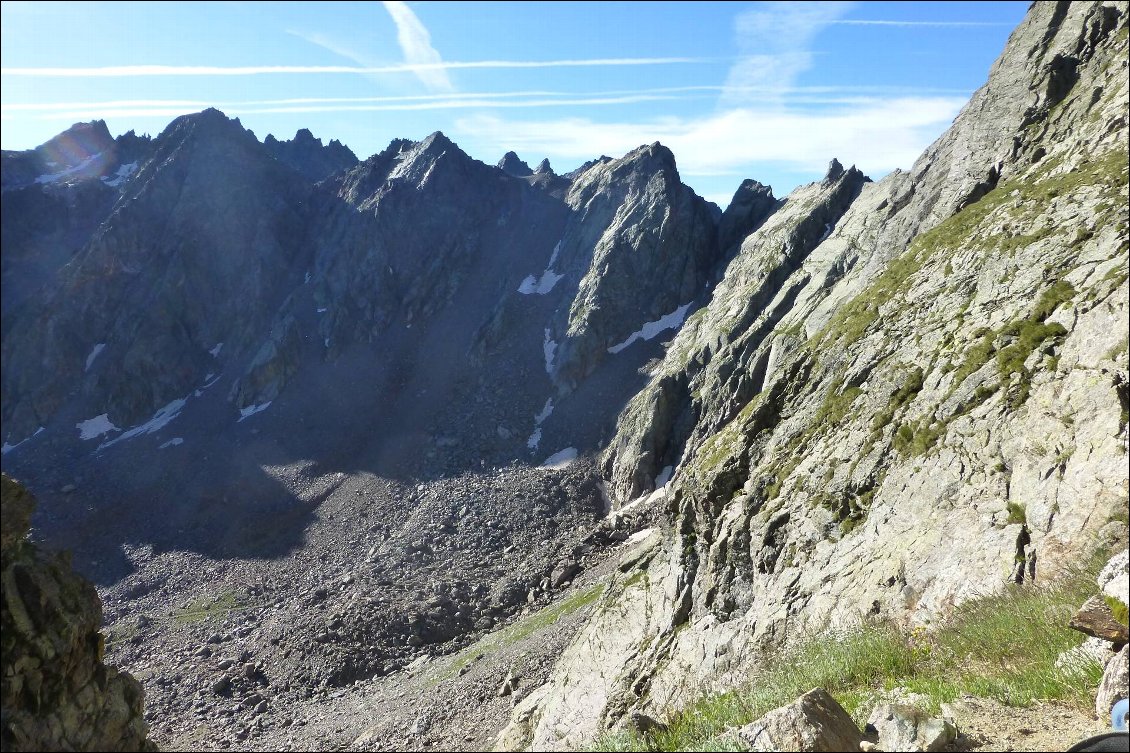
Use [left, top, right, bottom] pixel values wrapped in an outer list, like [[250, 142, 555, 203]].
[[507, 1, 1130, 747], [1, 474, 154, 751]]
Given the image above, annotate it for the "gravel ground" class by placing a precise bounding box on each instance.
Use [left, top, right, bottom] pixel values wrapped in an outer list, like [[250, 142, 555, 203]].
[[93, 457, 656, 751]]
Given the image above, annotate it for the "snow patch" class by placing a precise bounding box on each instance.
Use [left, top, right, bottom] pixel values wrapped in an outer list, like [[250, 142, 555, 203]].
[[543, 329, 557, 374], [159, 437, 184, 449], [607, 302, 693, 355], [534, 398, 554, 425], [317, 307, 327, 313], [818, 222, 835, 243], [518, 240, 566, 295], [518, 269, 564, 295], [654, 465, 674, 489], [526, 427, 542, 451], [85, 343, 106, 371], [101, 161, 138, 188], [77, 414, 119, 441], [100, 398, 187, 448], [209, 343, 223, 357], [625, 527, 655, 546], [35, 151, 104, 184], [541, 447, 578, 469], [304, 271, 311, 284], [2, 427, 45, 455], [238, 402, 272, 422]]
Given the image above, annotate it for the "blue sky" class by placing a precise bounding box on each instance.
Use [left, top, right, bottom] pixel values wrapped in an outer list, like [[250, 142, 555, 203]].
[[1, 1, 1029, 206]]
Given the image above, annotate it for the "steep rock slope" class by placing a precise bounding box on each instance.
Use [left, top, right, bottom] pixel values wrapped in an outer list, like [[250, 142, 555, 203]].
[[1, 474, 154, 751], [509, 2, 1130, 748]]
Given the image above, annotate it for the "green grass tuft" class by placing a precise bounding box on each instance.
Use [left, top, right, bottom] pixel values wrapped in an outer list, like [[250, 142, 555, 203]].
[[592, 562, 1106, 751]]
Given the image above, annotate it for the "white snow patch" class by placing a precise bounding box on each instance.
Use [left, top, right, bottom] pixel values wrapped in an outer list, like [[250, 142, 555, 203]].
[[534, 398, 554, 425], [100, 161, 138, 188], [324, 337, 331, 348], [209, 343, 223, 357], [607, 302, 693, 355], [85, 343, 106, 371], [518, 240, 566, 295], [540, 447, 578, 469], [2, 427, 46, 455], [77, 414, 119, 441], [100, 398, 186, 448], [625, 527, 655, 546], [654, 465, 674, 489], [526, 427, 542, 451], [543, 329, 557, 374], [304, 271, 311, 284], [317, 307, 327, 313], [159, 437, 184, 449], [238, 402, 272, 422], [818, 222, 835, 243], [35, 151, 104, 184], [517, 270, 563, 295]]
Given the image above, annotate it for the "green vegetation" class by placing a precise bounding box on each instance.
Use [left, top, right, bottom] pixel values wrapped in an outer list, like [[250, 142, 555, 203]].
[[592, 563, 1106, 752], [1104, 595, 1129, 628], [764, 378, 862, 501], [172, 590, 247, 623], [441, 582, 605, 680], [1006, 501, 1026, 525], [870, 367, 925, 433]]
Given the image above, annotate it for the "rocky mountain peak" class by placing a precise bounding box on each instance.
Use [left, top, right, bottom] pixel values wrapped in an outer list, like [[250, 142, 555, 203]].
[[719, 178, 778, 252], [822, 157, 846, 185], [497, 151, 533, 177], [533, 158, 554, 176], [264, 126, 359, 182]]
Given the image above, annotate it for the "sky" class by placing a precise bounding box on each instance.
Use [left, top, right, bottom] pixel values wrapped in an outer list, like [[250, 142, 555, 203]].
[[1, 1, 1030, 207]]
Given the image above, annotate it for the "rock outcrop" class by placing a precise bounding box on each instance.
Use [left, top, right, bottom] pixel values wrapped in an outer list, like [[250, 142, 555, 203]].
[[1, 474, 154, 750], [509, 2, 1130, 748]]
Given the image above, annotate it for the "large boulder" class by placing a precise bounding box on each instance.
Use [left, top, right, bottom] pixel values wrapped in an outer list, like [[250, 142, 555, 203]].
[[1097, 644, 1129, 721], [736, 688, 863, 752], [866, 702, 958, 752], [1, 474, 155, 751]]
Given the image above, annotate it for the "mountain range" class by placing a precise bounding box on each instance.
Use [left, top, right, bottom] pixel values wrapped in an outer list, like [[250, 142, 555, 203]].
[[1, 1, 1127, 750]]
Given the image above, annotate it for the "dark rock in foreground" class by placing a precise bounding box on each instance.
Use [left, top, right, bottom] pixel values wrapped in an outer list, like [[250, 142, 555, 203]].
[[1, 473, 155, 751]]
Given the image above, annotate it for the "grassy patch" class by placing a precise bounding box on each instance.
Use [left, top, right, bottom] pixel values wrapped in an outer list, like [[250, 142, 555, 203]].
[[172, 590, 247, 624], [594, 563, 1105, 751], [440, 582, 605, 680]]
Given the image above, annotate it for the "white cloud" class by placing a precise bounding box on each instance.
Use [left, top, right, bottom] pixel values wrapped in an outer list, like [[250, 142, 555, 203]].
[[454, 95, 965, 184], [0, 58, 707, 77], [382, 1, 454, 92], [723, 1, 853, 104]]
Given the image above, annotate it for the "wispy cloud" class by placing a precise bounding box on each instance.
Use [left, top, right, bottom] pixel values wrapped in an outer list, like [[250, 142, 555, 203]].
[[723, 1, 853, 104], [382, 1, 453, 92], [0, 58, 708, 77], [2, 84, 977, 122], [454, 94, 966, 185], [830, 19, 1014, 27], [5, 94, 712, 122]]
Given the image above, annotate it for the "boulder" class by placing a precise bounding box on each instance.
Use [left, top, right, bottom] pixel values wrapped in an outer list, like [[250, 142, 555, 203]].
[[1096, 644, 1129, 720], [1070, 596, 1130, 644], [866, 702, 958, 752], [736, 688, 863, 752]]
